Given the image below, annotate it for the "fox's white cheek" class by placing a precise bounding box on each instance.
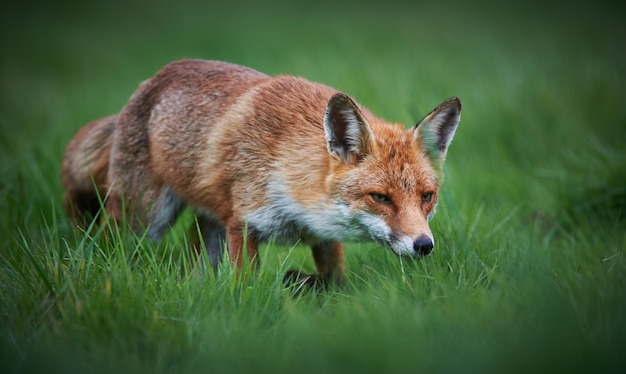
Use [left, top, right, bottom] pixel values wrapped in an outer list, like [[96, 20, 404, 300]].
[[390, 236, 417, 256], [357, 213, 392, 243]]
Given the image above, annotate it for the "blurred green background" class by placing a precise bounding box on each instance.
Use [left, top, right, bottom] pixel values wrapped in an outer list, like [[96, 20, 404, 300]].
[[1, 0, 625, 373], [2, 0, 625, 213]]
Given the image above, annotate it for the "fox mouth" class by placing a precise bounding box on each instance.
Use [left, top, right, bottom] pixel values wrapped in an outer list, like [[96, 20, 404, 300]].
[[357, 212, 434, 258], [385, 235, 434, 259], [393, 247, 424, 259], [375, 238, 417, 258]]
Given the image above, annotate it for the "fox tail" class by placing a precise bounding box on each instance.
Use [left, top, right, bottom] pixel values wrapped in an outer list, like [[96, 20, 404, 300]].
[[61, 115, 116, 225]]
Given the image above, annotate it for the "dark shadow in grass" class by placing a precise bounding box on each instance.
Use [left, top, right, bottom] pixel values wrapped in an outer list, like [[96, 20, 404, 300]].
[[558, 144, 625, 226], [531, 141, 625, 232], [283, 270, 337, 296]]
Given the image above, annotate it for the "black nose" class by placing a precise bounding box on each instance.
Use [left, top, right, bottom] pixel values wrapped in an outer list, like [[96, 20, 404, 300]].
[[413, 235, 434, 256]]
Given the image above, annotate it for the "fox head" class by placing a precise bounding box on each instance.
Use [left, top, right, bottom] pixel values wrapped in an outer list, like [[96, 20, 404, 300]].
[[324, 93, 461, 258]]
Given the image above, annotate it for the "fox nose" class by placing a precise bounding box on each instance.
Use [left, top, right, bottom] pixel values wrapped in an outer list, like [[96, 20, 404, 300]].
[[413, 235, 434, 256]]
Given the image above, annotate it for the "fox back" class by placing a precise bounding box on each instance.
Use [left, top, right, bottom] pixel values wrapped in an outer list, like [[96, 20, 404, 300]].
[[62, 59, 461, 287]]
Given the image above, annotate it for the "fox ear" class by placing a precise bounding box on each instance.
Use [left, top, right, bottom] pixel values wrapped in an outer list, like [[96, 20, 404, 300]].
[[413, 97, 461, 162], [324, 93, 375, 164]]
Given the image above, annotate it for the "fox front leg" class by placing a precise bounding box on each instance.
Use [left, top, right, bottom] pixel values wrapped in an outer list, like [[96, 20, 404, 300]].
[[284, 240, 346, 292], [226, 219, 259, 270]]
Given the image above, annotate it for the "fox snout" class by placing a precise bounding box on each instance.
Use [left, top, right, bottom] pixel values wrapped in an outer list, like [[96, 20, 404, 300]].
[[386, 232, 435, 259], [413, 235, 434, 257]]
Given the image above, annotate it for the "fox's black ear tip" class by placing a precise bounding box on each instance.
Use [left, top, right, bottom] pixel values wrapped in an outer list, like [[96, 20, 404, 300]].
[[444, 97, 462, 111], [440, 96, 462, 110], [328, 92, 354, 106]]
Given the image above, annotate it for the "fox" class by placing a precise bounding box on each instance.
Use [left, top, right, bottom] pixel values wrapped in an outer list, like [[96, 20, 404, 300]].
[[61, 59, 461, 287]]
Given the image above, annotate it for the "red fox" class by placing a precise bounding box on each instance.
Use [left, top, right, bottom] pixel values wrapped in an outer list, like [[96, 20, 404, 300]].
[[62, 59, 461, 287]]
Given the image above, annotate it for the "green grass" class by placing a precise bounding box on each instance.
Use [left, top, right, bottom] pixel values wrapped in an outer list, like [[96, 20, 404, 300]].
[[1, 0, 625, 373]]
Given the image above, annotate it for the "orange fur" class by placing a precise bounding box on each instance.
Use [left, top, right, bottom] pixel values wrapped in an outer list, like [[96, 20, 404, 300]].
[[61, 59, 461, 287], [62, 115, 116, 225]]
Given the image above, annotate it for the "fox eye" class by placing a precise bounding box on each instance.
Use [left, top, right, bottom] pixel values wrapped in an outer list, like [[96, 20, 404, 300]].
[[370, 192, 392, 205], [421, 192, 434, 204]]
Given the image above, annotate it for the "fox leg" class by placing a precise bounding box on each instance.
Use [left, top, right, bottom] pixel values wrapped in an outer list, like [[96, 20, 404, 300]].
[[284, 240, 346, 290], [101, 190, 152, 233], [312, 241, 346, 285], [226, 219, 259, 270], [189, 212, 226, 272], [103, 192, 124, 228], [147, 187, 185, 240]]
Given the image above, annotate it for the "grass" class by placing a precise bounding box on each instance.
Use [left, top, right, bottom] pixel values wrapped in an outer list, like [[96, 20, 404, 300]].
[[1, 0, 625, 373]]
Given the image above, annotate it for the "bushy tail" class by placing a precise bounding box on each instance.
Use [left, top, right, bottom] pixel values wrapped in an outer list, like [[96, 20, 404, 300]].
[[61, 115, 116, 225]]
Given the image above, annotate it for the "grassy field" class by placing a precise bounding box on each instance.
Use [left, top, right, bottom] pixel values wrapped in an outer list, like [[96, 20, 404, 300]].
[[1, 0, 625, 373]]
